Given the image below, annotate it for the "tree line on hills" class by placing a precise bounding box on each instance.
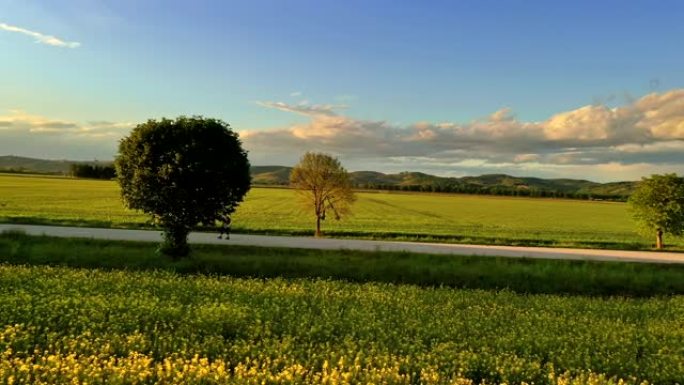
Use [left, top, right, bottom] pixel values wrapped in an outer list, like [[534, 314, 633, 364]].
[[0, 155, 634, 201], [353, 182, 628, 200], [252, 167, 635, 201], [71, 167, 633, 200], [69, 163, 117, 179]]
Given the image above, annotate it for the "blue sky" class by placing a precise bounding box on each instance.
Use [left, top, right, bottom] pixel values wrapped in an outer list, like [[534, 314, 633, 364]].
[[1, 0, 683, 181]]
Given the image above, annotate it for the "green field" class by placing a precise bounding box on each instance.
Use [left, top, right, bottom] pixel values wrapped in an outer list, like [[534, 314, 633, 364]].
[[0, 264, 681, 384], [4, 232, 684, 296], [1, 173, 681, 249]]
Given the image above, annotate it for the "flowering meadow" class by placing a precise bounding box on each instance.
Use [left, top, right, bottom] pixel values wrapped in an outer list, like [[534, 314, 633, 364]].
[[0, 265, 682, 384]]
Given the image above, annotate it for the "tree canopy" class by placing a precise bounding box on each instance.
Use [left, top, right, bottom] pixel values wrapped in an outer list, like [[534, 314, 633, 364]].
[[115, 116, 251, 257], [628, 173, 684, 250], [290, 152, 355, 237]]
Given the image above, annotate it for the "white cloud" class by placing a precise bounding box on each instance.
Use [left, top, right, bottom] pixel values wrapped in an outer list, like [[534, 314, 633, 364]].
[[256, 101, 346, 117], [0, 111, 132, 160], [0, 22, 80, 48], [3, 89, 684, 181], [633, 90, 684, 139], [0, 110, 78, 134], [544, 105, 615, 141], [513, 154, 541, 163], [614, 141, 684, 154]]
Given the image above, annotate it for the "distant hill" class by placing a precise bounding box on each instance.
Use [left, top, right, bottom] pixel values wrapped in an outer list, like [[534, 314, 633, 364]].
[[0, 156, 114, 175], [0, 155, 638, 200], [251, 166, 293, 185], [0, 155, 76, 174], [250, 165, 637, 200]]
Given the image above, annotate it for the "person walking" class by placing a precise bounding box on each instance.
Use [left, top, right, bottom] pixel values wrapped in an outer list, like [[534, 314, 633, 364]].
[[217, 213, 232, 240]]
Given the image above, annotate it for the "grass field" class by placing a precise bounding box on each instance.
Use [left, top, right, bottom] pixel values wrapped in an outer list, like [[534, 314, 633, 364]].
[[0, 263, 682, 384], [2, 173, 682, 250], [4, 232, 684, 296]]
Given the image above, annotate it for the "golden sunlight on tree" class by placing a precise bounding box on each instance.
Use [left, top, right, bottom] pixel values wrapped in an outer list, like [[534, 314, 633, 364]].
[[628, 173, 684, 250], [290, 152, 356, 237]]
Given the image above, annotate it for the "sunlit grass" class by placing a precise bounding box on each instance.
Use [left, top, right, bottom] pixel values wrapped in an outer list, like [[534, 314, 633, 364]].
[[3, 232, 684, 296], [2, 173, 681, 249]]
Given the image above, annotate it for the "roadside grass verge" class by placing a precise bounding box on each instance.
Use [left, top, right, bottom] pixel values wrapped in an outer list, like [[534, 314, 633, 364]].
[[2, 231, 683, 297], [0, 216, 664, 251]]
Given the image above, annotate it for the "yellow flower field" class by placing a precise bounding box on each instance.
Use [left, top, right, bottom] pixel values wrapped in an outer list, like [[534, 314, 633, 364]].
[[0, 265, 681, 384]]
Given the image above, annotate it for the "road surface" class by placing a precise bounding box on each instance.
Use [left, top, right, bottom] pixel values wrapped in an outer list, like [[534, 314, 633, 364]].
[[1, 223, 683, 264]]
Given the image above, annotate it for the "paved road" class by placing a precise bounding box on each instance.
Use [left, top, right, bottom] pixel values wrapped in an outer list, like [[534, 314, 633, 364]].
[[2, 223, 683, 264]]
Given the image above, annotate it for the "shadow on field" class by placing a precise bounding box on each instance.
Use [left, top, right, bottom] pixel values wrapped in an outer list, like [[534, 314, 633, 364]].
[[2, 231, 684, 297]]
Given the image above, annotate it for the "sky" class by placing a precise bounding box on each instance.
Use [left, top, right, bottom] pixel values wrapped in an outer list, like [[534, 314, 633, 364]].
[[1, 0, 683, 182]]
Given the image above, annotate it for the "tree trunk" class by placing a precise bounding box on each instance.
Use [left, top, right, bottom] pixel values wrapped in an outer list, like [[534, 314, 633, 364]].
[[315, 216, 322, 237], [160, 225, 190, 258], [656, 229, 664, 250]]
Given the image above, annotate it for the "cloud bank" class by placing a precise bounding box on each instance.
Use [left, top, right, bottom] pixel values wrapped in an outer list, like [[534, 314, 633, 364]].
[[2, 90, 683, 181], [0, 22, 80, 48], [0, 111, 131, 160], [242, 90, 684, 181]]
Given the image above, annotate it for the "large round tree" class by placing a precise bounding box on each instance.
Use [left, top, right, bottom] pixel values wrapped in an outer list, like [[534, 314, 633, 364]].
[[115, 116, 251, 257]]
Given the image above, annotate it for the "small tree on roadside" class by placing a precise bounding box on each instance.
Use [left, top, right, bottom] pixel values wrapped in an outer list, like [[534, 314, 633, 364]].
[[628, 173, 684, 250], [290, 152, 355, 237], [115, 116, 251, 257]]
